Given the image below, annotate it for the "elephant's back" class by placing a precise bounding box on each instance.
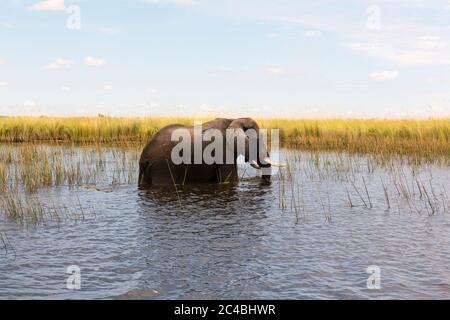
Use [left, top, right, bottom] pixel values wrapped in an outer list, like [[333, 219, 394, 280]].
[[139, 124, 191, 164]]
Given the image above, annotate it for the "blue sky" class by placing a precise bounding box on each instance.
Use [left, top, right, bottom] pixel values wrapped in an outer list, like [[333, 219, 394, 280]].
[[1, 0, 450, 117]]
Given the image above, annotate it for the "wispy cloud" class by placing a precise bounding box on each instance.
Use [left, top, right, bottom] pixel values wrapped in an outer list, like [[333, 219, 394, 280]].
[[0, 81, 8, 87], [143, 0, 195, 5], [0, 22, 14, 29], [94, 27, 123, 36], [103, 85, 112, 90], [45, 58, 73, 69], [194, 1, 450, 67], [304, 30, 321, 37], [28, 0, 66, 12], [370, 71, 399, 81], [24, 100, 38, 107], [61, 86, 70, 91], [425, 74, 450, 84], [267, 67, 286, 75], [348, 41, 450, 66], [416, 36, 447, 49], [84, 57, 106, 67]]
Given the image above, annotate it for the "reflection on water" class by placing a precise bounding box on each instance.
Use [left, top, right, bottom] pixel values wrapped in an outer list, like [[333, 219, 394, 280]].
[[0, 148, 450, 299]]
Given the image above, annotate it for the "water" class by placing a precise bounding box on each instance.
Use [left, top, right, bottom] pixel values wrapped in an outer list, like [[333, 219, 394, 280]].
[[1, 147, 450, 299]]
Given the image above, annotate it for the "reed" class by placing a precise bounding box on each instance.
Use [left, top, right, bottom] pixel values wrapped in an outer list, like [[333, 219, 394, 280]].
[[0, 144, 448, 226], [0, 190, 92, 227], [1, 117, 449, 226], [273, 149, 449, 223], [0, 144, 140, 193], [0, 116, 449, 159]]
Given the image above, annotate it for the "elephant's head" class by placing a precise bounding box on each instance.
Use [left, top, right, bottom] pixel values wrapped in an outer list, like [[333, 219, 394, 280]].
[[226, 118, 284, 181]]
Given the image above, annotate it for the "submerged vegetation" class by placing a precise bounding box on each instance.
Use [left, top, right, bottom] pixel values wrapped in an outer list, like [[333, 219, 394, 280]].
[[0, 116, 449, 233], [0, 143, 448, 227], [0, 144, 140, 193], [0, 144, 137, 227], [0, 116, 449, 159], [278, 151, 450, 224]]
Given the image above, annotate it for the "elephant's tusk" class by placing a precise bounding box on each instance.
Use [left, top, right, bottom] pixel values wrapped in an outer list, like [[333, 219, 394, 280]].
[[249, 160, 261, 169], [263, 157, 287, 167]]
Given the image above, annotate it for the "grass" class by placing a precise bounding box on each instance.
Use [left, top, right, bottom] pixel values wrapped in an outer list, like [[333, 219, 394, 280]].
[[260, 118, 450, 160], [277, 151, 450, 224], [0, 116, 192, 144], [0, 116, 449, 229], [0, 144, 140, 193], [0, 144, 448, 230], [1, 190, 93, 227], [0, 116, 449, 159]]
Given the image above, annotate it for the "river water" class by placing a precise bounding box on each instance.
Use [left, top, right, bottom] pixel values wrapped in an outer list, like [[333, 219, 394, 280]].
[[0, 147, 449, 299]]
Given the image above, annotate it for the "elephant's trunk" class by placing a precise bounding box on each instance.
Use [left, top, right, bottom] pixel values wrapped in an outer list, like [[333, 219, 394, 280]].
[[250, 158, 286, 169], [261, 166, 272, 181], [253, 157, 286, 181]]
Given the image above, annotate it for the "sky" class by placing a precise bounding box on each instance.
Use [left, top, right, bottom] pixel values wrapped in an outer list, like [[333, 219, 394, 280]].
[[1, 0, 450, 118]]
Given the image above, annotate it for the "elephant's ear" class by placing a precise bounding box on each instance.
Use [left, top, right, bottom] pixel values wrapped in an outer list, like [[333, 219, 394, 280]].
[[225, 118, 259, 158], [225, 126, 249, 157]]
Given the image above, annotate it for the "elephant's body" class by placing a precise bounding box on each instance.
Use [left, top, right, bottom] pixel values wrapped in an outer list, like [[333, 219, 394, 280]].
[[139, 118, 274, 187], [139, 119, 238, 186]]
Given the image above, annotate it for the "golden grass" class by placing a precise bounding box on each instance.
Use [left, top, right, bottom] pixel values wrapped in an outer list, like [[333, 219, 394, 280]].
[[0, 116, 194, 144], [258, 118, 450, 160], [1, 115, 448, 228], [0, 116, 449, 158]]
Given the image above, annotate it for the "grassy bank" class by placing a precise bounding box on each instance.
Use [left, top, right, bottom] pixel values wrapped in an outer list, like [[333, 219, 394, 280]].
[[0, 116, 449, 159]]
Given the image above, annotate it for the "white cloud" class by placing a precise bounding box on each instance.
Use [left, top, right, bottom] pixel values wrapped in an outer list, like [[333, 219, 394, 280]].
[[304, 30, 321, 37], [143, 0, 195, 5], [197, 1, 450, 68], [370, 71, 399, 81], [95, 27, 122, 36], [195, 2, 449, 68], [45, 58, 73, 69], [28, 0, 66, 12], [84, 57, 106, 67], [267, 67, 285, 75], [24, 100, 38, 107], [0, 81, 8, 87], [348, 42, 450, 66], [61, 86, 70, 91], [425, 75, 450, 84], [103, 85, 112, 90], [0, 22, 14, 29], [416, 36, 446, 49]]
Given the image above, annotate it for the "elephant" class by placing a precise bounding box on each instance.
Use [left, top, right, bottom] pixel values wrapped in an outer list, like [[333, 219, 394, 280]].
[[138, 118, 283, 186]]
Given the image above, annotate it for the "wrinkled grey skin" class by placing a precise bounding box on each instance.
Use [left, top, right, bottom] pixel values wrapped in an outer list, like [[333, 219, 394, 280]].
[[138, 118, 271, 186]]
